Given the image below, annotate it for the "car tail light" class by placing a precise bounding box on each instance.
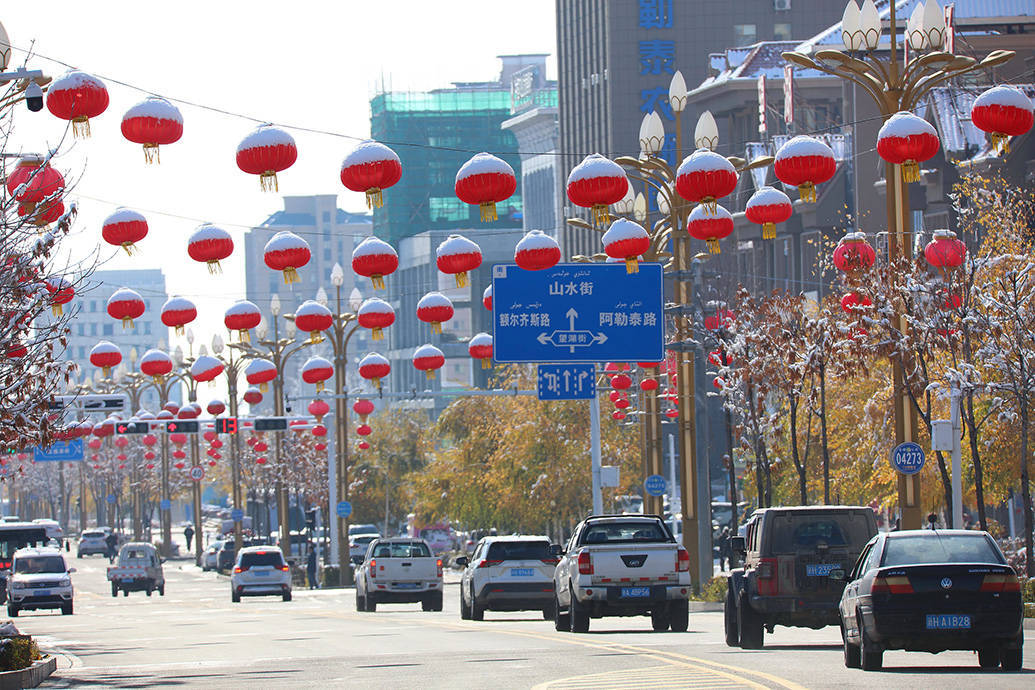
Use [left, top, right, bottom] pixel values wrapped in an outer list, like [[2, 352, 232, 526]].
[[477, 559, 503, 569], [872, 575, 913, 594], [757, 558, 779, 596], [676, 547, 690, 572], [540, 557, 559, 565], [233, 566, 245, 574], [436, 559, 443, 577], [981, 572, 1021, 593], [278, 564, 289, 571], [578, 550, 593, 575], [369, 558, 376, 578]]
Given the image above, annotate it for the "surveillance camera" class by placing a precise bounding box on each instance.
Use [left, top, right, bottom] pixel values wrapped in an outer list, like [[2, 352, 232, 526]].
[[25, 82, 43, 112]]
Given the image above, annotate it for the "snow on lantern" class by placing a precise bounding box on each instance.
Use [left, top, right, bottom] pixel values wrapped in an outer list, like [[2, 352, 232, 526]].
[[412, 344, 445, 379], [840, 292, 873, 313], [243, 387, 263, 405], [224, 300, 261, 342], [674, 148, 738, 212], [352, 236, 399, 290], [236, 124, 297, 191], [876, 111, 940, 183], [514, 230, 561, 271], [971, 85, 1034, 154], [190, 355, 224, 384], [340, 139, 402, 209], [263, 231, 310, 284], [832, 232, 876, 276], [206, 399, 225, 416], [566, 154, 629, 226], [308, 398, 330, 421], [358, 352, 390, 389], [101, 208, 148, 255], [482, 285, 492, 311], [45, 69, 109, 137], [356, 424, 372, 437], [745, 186, 793, 241], [686, 204, 734, 254], [602, 218, 650, 273], [244, 359, 277, 393], [106, 287, 145, 329], [45, 276, 74, 316], [436, 234, 482, 288], [160, 296, 197, 336], [468, 332, 493, 369], [121, 96, 183, 164], [301, 356, 334, 392], [353, 399, 374, 422], [357, 298, 395, 340], [924, 229, 966, 271], [139, 349, 173, 383], [773, 135, 836, 203], [293, 300, 333, 344], [6, 154, 65, 207], [89, 341, 122, 377], [188, 224, 234, 274], [454, 152, 517, 222], [612, 411, 626, 421], [416, 292, 454, 334]]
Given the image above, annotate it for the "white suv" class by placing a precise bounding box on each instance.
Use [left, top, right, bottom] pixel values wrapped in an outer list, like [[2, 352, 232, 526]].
[[458, 536, 558, 621], [7, 548, 75, 616], [230, 546, 292, 603]]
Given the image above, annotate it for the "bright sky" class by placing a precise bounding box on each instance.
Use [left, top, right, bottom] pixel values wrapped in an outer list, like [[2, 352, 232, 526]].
[[5, 1, 556, 352]]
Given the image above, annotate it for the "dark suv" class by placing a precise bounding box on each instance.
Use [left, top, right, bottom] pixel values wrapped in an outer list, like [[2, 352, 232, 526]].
[[724, 506, 878, 649]]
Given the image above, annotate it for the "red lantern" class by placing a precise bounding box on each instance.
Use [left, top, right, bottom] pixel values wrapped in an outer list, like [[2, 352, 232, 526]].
[[45, 69, 109, 138], [243, 387, 263, 405], [254, 441, 269, 453], [412, 344, 445, 379], [686, 204, 734, 254], [5, 155, 65, 205], [745, 186, 793, 241], [294, 300, 334, 344], [87, 439, 102, 451], [139, 349, 173, 383], [224, 300, 261, 342], [106, 288, 145, 329], [340, 140, 402, 209], [203, 430, 218, 443], [482, 285, 492, 311], [121, 96, 183, 164], [611, 374, 632, 390], [604, 362, 629, 373], [160, 296, 197, 336], [206, 399, 226, 416], [314, 442, 327, 452], [713, 377, 725, 390], [675, 148, 738, 211], [703, 309, 735, 331], [707, 350, 733, 367], [436, 234, 482, 288], [357, 298, 395, 340], [416, 292, 454, 334], [4, 342, 26, 359], [178, 403, 201, 419], [358, 353, 391, 389], [924, 229, 966, 270], [612, 411, 626, 421], [306, 399, 329, 422], [159, 406, 177, 418], [840, 292, 873, 313], [101, 208, 148, 255], [832, 232, 876, 275], [665, 408, 678, 419], [468, 333, 493, 369], [256, 457, 268, 465], [46, 276, 75, 316], [614, 397, 631, 410], [353, 399, 374, 422], [352, 236, 398, 290], [188, 224, 234, 274], [18, 198, 64, 227], [602, 218, 650, 273], [357, 441, 370, 451], [566, 154, 629, 226], [774, 136, 836, 203], [190, 355, 224, 383], [514, 230, 561, 271], [174, 461, 186, 470], [940, 291, 962, 311], [639, 378, 659, 392], [208, 460, 218, 467], [245, 359, 277, 393], [301, 356, 334, 392], [876, 111, 940, 183], [971, 85, 1034, 154], [141, 434, 157, 448], [609, 391, 625, 404], [356, 424, 372, 437], [236, 124, 297, 191], [114, 436, 129, 449], [263, 231, 310, 284], [454, 152, 517, 222]]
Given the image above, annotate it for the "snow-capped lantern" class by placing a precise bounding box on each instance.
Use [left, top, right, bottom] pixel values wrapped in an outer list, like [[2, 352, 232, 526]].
[[468, 332, 493, 369], [45, 276, 74, 316], [139, 349, 173, 383], [243, 387, 263, 405], [454, 152, 517, 222], [190, 355, 224, 384], [121, 96, 183, 164], [352, 236, 398, 290], [412, 344, 445, 379], [514, 230, 561, 271], [340, 140, 402, 209], [614, 397, 631, 410], [45, 70, 109, 137], [686, 204, 734, 254], [253, 441, 268, 453], [876, 111, 940, 183], [416, 292, 454, 334], [263, 231, 310, 284], [206, 399, 226, 416], [971, 85, 1034, 154], [308, 398, 330, 421], [6, 154, 65, 206], [160, 296, 197, 336], [236, 124, 297, 191], [312, 425, 327, 438], [294, 300, 334, 344], [482, 285, 492, 311], [224, 300, 261, 342], [745, 186, 793, 241], [436, 234, 482, 288], [358, 352, 391, 389], [832, 232, 876, 276], [314, 443, 327, 452], [357, 441, 370, 451], [639, 378, 659, 392], [602, 218, 650, 273], [101, 208, 148, 255], [774, 136, 836, 203], [356, 424, 372, 437], [707, 350, 732, 367], [106, 287, 145, 329], [301, 356, 334, 392], [245, 359, 277, 393], [89, 341, 122, 377], [924, 229, 966, 271], [566, 154, 629, 226], [18, 198, 64, 227], [4, 342, 26, 359], [611, 374, 632, 391], [141, 433, 157, 447], [353, 398, 374, 422], [675, 149, 738, 211], [255, 457, 268, 466], [188, 224, 234, 274], [612, 411, 626, 421], [840, 292, 873, 313], [357, 298, 395, 340]]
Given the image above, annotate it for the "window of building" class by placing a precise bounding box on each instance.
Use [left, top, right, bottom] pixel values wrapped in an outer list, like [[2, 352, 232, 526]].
[[78, 346, 86, 360], [324, 247, 332, 261], [90, 301, 97, 313], [774, 23, 792, 40], [90, 323, 97, 336], [322, 211, 331, 223], [102, 324, 114, 336], [76, 324, 84, 336], [734, 24, 757, 45], [144, 322, 152, 335]]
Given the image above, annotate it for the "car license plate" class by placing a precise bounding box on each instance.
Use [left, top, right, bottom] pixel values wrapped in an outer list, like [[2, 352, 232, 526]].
[[926, 614, 971, 629], [806, 564, 838, 576], [253, 571, 268, 576], [34, 589, 50, 596], [395, 582, 419, 589], [510, 568, 534, 577], [620, 586, 650, 598]]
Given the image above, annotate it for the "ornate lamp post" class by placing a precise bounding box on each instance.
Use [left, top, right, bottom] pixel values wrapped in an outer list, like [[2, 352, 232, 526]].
[[782, 0, 1013, 529]]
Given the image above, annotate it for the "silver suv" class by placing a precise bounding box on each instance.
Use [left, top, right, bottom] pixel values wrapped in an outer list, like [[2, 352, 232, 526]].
[[230, 546, 292, 603], [458, 536, 558, 621], [7, 548, 75, 616]]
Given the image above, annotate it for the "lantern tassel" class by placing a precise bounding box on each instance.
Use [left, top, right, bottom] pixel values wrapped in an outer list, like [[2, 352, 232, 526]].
[[431, 321, 442, 335], [990, 133, 1010, 155], [309, 332, 324, 345], [102, 366, 112, 378], [365, 188, 383, 209], [207, 260, 223, 275], [454, 271, 468, 289], [372, 327, 383, 341], [121, 242, 138, 257], [706, 239, 721, 254], [316, 381, 325, 392], [371, 274, 385, 290], [51, 304, 63, 317], [372, 377, 381, 390], [282, 267, 300, 284], [797, 182, 817, 204], [425, 369, 435, 380], [259, 382, 269, 393], [152, 375, 163, 385], [902, 161, 920, 184], [624, 257, 639, 274], [591, 204, 610, 227], [762, 223, 776, 241], [481, 357, 491, 369], [175, 325, 185, 336], [143, 143, 160, 165], [479, 202, 498, 222], [703, 197, 718, 214], [122, 317, 135, 329], [260, 171, 279, 193], [72, 117, 91, 138], [237, 329, 251, 343]]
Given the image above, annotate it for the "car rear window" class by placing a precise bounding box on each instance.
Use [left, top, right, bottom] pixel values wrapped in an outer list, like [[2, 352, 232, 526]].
[[486, 541, 550, 561], [240, 551, 285, 568], [882, 534, 1004, 567], [581, 521, 670, 544], [83, 531, 104, 539], [768, 512, 873, 553], [372, 542, 431, 558]]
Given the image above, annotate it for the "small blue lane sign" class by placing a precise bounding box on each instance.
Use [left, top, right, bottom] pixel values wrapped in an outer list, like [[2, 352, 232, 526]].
[[537, 364, 596, 400], [644, 474, 667, 497], [891, 442, 925, 475], [33, 439, 84, 463], [230, 508, 244, 522], [336, 501, 352, 519], [160, 499, 171, 511]]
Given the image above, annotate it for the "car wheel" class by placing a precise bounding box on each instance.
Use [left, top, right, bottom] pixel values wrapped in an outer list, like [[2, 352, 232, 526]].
[[146, 588, 152, 597], [723, 585, 739, 647], [1001, 636, 1023, 671], [111, 584, 118, 598], [356, 591, 365, 612], [122, 589, 129, 597], [669, 600, 689, 633], [841, 623, 860, 668], [421, 596, 433, 612], [61, 603, 73, 616], [431, 591, 443, 612], [737, 594, 764, 649], [282, 591, 292, 602], [7, 605, 17, 617], [569, 588, 590, 634], [459, 589, 471, 620], [651, 608, 670, 632], [159, 585, 165, 596], [471, 587, 484, 621], [978, 646, 1000, 669], [365, 594, 377, 612], [859, 614, 882, 671], [542, 598, 556, 621], [554, 592, 569, 632], [77, 552, 82, 559], [232, 591, 240, 603]]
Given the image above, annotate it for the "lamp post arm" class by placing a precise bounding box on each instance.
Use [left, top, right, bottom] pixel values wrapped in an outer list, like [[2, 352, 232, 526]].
[[902, 56, 1010, 111], [782, 52, 887, 108]]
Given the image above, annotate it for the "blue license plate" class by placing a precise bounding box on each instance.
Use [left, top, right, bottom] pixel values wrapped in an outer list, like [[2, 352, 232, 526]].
[[394, 582, 419, 589], [34, 589, 50, 597], [925, 614, 971, 629], [510, 568, 534, 577], [620, 586, 650, 598], [806, 564, 839, 576], [252, 571, 268, 576]]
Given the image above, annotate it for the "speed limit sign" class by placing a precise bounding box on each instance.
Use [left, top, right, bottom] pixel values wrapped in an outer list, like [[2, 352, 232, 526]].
[[189, 465, 205, 482]]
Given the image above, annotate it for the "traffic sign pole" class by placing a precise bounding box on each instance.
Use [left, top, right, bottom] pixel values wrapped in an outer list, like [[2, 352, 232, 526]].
[[589, 373, 603, 515]]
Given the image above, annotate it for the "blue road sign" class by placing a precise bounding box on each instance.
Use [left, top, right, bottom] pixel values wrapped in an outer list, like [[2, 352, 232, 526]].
[[492, 263, 664, 363], [336, 501, 352, 519], [537, 364, 597, 400], [106, 494, 117, 504], [644, 474, 667, 497], [33, 439, 84, 463], [230, 508, 244, 522], [891, 442, 926, 475], [160, 499, 171, 511]]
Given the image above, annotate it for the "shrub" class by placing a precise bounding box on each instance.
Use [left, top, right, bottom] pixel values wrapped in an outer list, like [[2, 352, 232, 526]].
[[0, 636, 40, 672], [692, 575, 727, 602], [321, 564, 341, 587]]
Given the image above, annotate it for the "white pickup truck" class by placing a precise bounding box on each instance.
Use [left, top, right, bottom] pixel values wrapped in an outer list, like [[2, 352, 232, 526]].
[[553, 514, 691, 633], [106, 542, 165, 597], [355, 538, 443, 612]]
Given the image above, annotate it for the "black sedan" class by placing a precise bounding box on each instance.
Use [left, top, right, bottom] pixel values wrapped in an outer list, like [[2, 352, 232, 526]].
[[836, 529, 1023, 672]]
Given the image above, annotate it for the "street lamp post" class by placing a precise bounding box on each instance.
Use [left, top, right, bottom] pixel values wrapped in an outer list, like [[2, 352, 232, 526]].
[[212, 334, 246, 552], [782, 0, 1013, 529]]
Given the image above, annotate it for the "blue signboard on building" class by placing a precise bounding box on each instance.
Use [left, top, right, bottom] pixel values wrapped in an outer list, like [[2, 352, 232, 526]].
[[32, 439, 84, 463], [492, 263, 664, 363], [537, 364, 597, 401], [890, 442, 926, 475]]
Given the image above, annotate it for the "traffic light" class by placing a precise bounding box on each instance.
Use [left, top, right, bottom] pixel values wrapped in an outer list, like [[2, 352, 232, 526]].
[[165, 421, 199, 433], [215, 417, 238, 434], [254, 417, 287, 431], [305, 509, 317, 531], [116, 421, 149, 434]]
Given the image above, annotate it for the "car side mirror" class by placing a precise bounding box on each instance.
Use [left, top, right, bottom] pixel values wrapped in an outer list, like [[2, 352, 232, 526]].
[[729, 536, 746, 555], [549, 544, 562, 556], [454, 556, 469, 568], [828, 568, 845, 581]]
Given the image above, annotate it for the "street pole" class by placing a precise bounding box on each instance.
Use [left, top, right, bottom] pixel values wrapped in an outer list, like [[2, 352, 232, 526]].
[[950, 385, 963, 529], [589, 375, 603, 515], [189, 429, 203, 565], [228, 367, 244, 552], [160, 430, 171, 555]]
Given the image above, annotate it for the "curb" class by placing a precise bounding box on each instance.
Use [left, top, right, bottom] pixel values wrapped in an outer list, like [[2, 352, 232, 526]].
[[0, 656, 56, 689]]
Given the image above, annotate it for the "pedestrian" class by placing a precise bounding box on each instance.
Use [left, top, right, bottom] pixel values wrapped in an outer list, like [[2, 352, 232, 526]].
[[105, 532, 118, 563], [184, 524, 195, 551], [306, 544, 318, 589], [718, 526, 731, 571]]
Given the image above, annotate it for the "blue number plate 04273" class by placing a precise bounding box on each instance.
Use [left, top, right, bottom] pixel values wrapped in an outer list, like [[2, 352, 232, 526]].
[[510, 568, 534, 577], [620, 586, 650, 598], [926, 614, 971, 629], [806, 564, 839, 576]]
